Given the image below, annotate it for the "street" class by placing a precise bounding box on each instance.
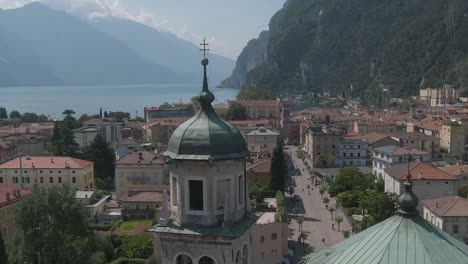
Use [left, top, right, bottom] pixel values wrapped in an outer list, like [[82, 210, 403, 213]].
[[284, 145, 351, 263]]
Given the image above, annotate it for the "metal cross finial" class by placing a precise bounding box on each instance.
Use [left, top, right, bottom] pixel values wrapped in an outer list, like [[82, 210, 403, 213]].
[[200, 37, 209, 58]]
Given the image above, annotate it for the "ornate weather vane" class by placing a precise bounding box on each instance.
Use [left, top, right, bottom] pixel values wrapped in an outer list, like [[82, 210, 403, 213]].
[[200, 37, 209, 58]]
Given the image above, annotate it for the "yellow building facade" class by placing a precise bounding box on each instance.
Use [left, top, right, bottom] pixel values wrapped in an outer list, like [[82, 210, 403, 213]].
[[115, 151, 168, 199], [0, 157, 94, 191]]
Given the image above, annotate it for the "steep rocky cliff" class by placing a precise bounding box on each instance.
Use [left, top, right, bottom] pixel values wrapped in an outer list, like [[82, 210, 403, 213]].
[[232, 0, 468, 103], [218, 31, 269, 88]]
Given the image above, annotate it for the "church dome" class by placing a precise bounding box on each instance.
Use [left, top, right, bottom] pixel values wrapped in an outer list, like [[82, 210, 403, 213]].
[[164, 59, 249, 161]]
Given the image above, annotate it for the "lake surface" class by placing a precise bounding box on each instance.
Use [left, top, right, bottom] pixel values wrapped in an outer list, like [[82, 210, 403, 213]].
[[0, 84, 238, 119]]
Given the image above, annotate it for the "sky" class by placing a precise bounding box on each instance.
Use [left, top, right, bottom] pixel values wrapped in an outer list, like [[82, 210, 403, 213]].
[[0, 0, 286, 59]]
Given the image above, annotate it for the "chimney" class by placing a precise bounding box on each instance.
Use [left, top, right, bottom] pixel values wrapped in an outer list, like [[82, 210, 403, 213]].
[[50, 158, 54, 163], [419, 172, 423, 179], [6, 192, 10, 201], [436, 202, 439, 208]]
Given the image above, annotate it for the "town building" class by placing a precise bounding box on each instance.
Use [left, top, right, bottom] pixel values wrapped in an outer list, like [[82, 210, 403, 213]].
[[398, 132, 440, 158], [440, 164, 468, 191], [114, 151, 168, 200], [0, 156, 94, 191], [143, 120, 183, 146], [419, 84, 460, 107], [304, 126, 342, 164], [73, 127, 100, 148], [75, 191, 113, 223], [362, 132, 399, 150], [246, 154, 271, 188], [0, 141, 16, 164], [372, 145, 431, 179], [230, 99, 282, 127], [0, 186, 31, 241], [352, 120, 406, 135], [144, 104, 194, 123], [114, 138, 151, 160], [440, 121, 465, 158], [422, 196, 468, 244], [245, 127, 279, 152], [148, 56, 288, 264], [384, 162, 458, 202], [336, 136, 367, 167], [120, 186, 169, 220], [304, 180, 468, 263], [4, 134, 48, 156]]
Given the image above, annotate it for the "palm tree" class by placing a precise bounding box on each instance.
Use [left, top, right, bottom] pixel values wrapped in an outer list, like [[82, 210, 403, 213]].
[[323, 197, 330, 208], [297, 216, 304, 232], [335, 216, 343, 231], [299, 232, 309, 247], [328, 207, 335, 219]]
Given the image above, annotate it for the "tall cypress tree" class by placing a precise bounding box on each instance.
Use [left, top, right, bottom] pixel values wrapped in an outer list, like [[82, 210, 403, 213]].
[[0, 230, 8, 264], [270, 147, 287, 191]]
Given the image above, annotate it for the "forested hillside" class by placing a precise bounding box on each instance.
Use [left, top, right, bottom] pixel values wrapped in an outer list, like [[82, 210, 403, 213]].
[[226, 0, 468, 104]]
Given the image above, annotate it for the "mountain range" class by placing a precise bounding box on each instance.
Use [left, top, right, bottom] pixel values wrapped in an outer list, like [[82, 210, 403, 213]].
[[0, 2, 234, 87], [223, 0, 468, 104]]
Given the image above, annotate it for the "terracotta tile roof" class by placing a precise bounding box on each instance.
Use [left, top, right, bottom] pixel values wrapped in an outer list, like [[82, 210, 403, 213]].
[[228, 119, 272, 126], [422, 196, 468, 216], [127, 185, 170, 193], [0, 186, 31, 207], [115, 151, 164, 165], [440, 165, 468, 177], [247, 158, 271, 173], [82, 118, 103, 126], [374, 145, 429, 155], [385, 162, 458, 181], [120, 191, 163, 203], [363, 132, 393, 144], [0, 156, 93, 169]]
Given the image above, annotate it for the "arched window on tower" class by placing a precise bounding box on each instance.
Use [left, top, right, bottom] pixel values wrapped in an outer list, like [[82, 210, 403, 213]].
[[199, 256, 215, 264], [176, 254, 193, 264]]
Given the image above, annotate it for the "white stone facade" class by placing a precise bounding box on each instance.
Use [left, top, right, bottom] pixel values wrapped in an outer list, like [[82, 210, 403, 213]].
[[336, 138, 367, 167], [169, 159, 246, 227]]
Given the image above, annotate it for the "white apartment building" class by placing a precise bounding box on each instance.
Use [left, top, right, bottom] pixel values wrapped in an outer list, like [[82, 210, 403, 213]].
[[336, 137, 367, 167], [245, 127, 279, 152], [384, 162, 458, 202], [372, 145, 431, 179]]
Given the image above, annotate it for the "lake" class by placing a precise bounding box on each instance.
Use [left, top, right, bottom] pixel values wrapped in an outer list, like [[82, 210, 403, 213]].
[[0, 84, 238, 119]]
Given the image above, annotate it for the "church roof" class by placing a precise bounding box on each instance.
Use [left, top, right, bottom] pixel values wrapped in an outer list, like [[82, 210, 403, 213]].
[[302, 215, 468, 264], [302, 180, 468, 264], [164, 58, 249, 161]]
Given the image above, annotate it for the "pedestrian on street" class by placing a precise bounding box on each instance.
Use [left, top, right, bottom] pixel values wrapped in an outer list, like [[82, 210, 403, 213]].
[[332, 223, 335, 230]]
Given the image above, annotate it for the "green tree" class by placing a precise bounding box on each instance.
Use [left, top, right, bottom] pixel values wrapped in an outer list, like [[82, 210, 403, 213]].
[[328, 167, 373, 197], [457, 185, 468, 198], [0, 230, 7, 264], [9, 110, 21, 119], [0, 107, 7, 119], [8, 185, 94, 264], [159, 102, 174, 110], [359, 191, 398, 225], [336, 191, 359, 208], [328, 207, 335, 219], [120, 234, 153, 259], [269, 147, 287, 191], [99, 108, 103, 119], [319, 186, 326, 199], [313, 155, 336, 168], [226, 102, 247, 120], [237, 87, 277, 100], [296, 217, 304, 232], [335, 216, 343, 231], [37, 114, 48, 123], [323, 197, 330, 207], [108, 111, 130, 122], [20, 112, 38, 123], [83, 134, 116, 189]]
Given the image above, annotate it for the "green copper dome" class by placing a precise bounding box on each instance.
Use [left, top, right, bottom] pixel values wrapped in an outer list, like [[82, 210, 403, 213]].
[[164, 59, 249, 161], [302, 180, 468, 264]]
